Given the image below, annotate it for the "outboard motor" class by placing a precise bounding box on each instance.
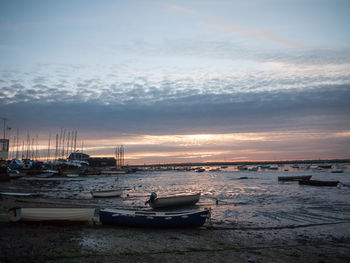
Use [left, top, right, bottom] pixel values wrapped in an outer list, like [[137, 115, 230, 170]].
[[145, 192, 157, 205]]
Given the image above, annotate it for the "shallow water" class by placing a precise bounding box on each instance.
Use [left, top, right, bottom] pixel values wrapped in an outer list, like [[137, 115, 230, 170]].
[[3, 164, 350, 228]]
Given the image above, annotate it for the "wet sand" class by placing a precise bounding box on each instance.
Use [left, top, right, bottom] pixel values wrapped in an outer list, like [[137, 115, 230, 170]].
[[1, 195, 350, 263]]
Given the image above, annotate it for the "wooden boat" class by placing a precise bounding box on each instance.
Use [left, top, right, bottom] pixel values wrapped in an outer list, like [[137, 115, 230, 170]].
[[278, 175, 312, 182], [91, 189, 122, 198], [8, 207, 95, 222], [299, 179, 339, 187], [145, 192, 201, 209], [99, 208, 210, 228]]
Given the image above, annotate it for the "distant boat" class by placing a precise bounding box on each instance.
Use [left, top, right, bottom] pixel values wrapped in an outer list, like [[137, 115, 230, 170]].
[[8, 207, 95, 222], [318, 164, 332, 169], [220, 166, 228, 169], [248, 167, 258, 171], [268, 166, 278, 170], [195, 168, 205, 172], [237, 165, 247, 170], [145, 192, 201, 209], [331, 170, 344, 173], [278, 175, 312, 182], [299, 179, 339, 187], [260, 165, 270, 169], [99, 208, 210, 228], [91, 189, 122, 198]]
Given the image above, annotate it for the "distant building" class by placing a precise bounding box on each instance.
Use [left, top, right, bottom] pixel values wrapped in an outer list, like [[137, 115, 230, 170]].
[[88, 157, 116, 167], [68, 152, 90, 161]]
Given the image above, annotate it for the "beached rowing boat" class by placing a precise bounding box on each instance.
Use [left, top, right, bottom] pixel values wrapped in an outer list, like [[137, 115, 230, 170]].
[[8, 207, 95, 222], [145, 192, 201, 209], [299, 179, 339, 187], [91, 189, 122, 198], [278, 175, 312, 182], [99, 208, 210, 228]]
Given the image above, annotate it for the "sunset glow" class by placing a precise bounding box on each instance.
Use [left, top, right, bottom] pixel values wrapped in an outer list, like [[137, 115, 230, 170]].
[[1, 0, 350, 164]]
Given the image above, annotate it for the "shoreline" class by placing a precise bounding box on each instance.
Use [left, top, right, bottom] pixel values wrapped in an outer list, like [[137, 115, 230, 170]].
[[1, 196, 350, 263]]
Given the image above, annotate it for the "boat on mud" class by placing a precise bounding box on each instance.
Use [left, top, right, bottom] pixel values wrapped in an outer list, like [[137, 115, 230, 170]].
[[145, 192, 201, 209], [99, 208, 210, 228], [91, 189, 122, 198], [299, 179, 339, 187], [8, 207, 95, 222], [278, 175, 312, 182]]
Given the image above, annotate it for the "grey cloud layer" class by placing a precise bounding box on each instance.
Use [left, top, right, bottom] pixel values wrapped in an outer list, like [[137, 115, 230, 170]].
[[1, 81, 349, 135]]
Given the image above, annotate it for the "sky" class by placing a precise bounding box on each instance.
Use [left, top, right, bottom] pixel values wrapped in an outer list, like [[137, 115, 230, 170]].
[[0, 0, 350, 164]]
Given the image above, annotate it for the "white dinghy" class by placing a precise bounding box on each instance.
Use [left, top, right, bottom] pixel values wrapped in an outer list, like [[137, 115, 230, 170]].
[[8, 207, 95, 222]]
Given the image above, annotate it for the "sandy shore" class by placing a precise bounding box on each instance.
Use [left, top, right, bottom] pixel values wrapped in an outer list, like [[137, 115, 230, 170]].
[[1, 195, 350, 263]]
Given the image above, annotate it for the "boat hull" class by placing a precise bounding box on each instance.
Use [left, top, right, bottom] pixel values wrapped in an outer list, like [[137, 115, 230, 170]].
[[99, 209, 209, 228], [149, 193, 201, 209], [278, 175, 312, 182], [8, 207, 95, 222], [299, 180, 339, 187], [91, 190, 122, 198]]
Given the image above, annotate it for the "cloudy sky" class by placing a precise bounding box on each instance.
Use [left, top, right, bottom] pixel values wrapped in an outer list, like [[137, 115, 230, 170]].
[[1, 0, 350, 163]]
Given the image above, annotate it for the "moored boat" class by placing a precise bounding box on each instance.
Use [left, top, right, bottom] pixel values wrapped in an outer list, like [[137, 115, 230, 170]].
[[91, 189, 122, 198], [318, 164, 332, 169], [99, 208, 210, 228], [278, 175, 312, 182], [299, 179, 339, 187], [331, 170, 343, 173], [145, 192, 201, 209], [8, 207, 95, 222]]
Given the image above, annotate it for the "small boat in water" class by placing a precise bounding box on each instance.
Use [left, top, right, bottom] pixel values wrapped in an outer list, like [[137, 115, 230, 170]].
[[99, 208, 210, 228], [91, 189, 122, 198], [145, 192, 201, 209], [278, 175, 312, 182], [299, 179, 339, 187], [8, 207, 95, 222]]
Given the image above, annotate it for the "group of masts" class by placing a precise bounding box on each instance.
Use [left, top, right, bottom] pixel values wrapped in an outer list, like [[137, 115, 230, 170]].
[[6, 127, 80, 162]]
